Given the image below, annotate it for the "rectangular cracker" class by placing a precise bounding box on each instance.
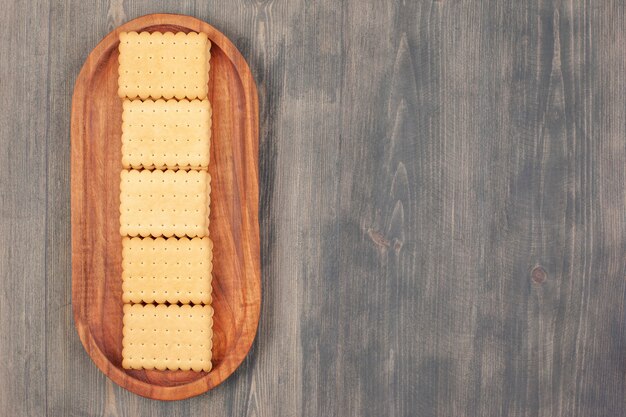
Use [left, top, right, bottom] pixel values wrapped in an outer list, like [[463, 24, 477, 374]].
[[120, 169, 210, 238], [118, 31, 210, 100], [122, 236, 213, 304], [122, 304, 213, 371], [122, 99, 212, 169]]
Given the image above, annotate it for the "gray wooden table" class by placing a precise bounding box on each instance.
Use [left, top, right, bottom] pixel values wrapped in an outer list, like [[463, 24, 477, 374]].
[[2, 0, 626, 416]]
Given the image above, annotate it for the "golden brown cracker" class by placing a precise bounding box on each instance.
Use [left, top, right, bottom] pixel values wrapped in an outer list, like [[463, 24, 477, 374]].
[[118, 31, 210, 100], [122, 304, 213, 371], [122, 99, 212, 169], [119, 169, 211, 238], [122, 236, 213, 304]]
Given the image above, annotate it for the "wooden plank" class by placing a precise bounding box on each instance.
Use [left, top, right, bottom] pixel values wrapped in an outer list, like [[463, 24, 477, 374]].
[[560, 2, 626, 416], [0, 0, 49, 416], [45, 1, 110, 415]]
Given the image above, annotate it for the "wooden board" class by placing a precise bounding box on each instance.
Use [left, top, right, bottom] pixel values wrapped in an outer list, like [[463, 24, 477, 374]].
[[70, 13, 260, 401], [5, 1, 626, 415]]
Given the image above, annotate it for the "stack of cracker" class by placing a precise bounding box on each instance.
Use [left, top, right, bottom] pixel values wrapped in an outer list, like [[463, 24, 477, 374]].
[[117, 31, 213, 372]]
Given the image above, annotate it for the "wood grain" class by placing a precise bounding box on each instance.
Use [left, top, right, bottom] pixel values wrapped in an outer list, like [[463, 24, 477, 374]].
[[2, 0, 626, 415], [0, 1, 49, 416], [70, 14, 261, 401]]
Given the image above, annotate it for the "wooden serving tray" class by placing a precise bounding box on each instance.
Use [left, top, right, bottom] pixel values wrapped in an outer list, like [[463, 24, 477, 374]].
[[71, 14, 261, 401]]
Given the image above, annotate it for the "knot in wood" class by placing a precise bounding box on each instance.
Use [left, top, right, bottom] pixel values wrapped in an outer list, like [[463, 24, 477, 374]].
[[531, 266, 547, 284]]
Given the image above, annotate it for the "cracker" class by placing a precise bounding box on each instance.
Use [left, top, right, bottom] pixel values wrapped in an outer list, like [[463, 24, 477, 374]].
[[120, 169, 211, 238], [122, 237, 213, 304], [122, 99, 212, 169], [118, 31, 210, 100], [122, 304, 213, 371]]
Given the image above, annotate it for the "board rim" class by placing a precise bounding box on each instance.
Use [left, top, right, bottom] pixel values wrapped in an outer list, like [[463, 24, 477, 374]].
[[70, 13, 261, 401]]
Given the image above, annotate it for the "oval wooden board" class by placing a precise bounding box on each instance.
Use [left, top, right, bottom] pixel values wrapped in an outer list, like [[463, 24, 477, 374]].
[[71, 14, 261, 401]]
